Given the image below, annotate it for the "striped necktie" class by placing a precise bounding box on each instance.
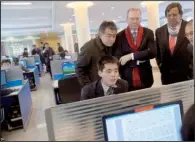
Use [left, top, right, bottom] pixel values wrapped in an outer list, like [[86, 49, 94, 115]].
[[106, 87, 114, 96]]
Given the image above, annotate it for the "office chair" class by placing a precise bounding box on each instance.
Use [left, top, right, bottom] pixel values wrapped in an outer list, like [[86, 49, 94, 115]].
[[58, 76, 81, 104]]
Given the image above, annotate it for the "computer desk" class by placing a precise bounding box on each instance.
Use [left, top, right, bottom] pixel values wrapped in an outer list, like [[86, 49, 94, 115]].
[[52, 80, 62, 105], [35, 62, 43, 76], [1, 80, 32, 132], [23, 67, 40, 91]]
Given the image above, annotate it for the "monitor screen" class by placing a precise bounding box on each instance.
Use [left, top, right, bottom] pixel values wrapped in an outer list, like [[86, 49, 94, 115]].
[[103, 101, 183, 141], [19, 60, 27, 67], [1, 70, 7, 85], [62, 61, 76, 76], [65, 56, 71, 60]]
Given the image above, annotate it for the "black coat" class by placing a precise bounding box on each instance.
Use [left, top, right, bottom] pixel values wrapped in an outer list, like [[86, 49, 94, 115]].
[[81, 79, 128, 100], [31, 48, 41, 56], [43, 47, 55, 64], [113, 28, 156, 90], [75, 37, 112, 87], [155, 20, 193, 85]]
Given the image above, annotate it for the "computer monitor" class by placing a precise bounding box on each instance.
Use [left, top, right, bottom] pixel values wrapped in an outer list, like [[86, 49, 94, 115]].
[[62, 61, 76, 77], [19, 60, 27, 67], [102, 101, 183, 141], [65, 55, 71, 60], [1, 70, 7, 85]]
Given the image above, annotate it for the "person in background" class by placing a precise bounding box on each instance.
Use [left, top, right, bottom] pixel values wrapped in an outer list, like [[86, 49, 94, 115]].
[[74, 40, 79, 55], [22, 48, 29, 58], [40, 42, 45, 51], [42, 42, 55, 78], [76, 21, 118, 87], [113, 8, 156, 91], [13, 57, 29, 72], [81, 56, 128, 100], [155, 3, 193, 85], [57, 42, 64, 53], [181, 104, 194, 141], [185, 19, 194, 79], [31, 44, 41, 56]]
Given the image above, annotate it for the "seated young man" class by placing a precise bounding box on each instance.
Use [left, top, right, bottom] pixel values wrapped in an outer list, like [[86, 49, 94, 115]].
[[13, 57, 29, 72], [1, 59, 12, 69], [81, 56, 128, 100]]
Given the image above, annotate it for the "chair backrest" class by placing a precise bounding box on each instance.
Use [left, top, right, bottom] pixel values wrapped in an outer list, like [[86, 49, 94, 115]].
[[58, 76, 81, 103]]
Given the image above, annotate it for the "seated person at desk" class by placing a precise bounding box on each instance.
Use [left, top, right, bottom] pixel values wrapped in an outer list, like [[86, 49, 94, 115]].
[[13, 57, 29, 72], [81, 56, 128, 100], [22, 48, 29, 58], [59, 50, 69, 59], [1, 59, 11, 69]]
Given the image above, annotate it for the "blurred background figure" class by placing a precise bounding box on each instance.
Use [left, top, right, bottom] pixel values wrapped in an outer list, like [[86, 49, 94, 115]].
[[22, 48, 29, 58]]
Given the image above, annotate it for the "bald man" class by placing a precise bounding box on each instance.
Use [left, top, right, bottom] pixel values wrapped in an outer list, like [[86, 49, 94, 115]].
[[185, 20, 193, 79], [113, 8, 156, 91]]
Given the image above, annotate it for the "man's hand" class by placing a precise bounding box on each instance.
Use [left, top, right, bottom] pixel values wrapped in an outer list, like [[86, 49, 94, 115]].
[[119, 54, 132, 65]]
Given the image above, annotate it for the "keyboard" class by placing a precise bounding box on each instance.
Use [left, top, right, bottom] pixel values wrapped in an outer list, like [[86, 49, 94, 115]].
[[1, 88, 19, 96]]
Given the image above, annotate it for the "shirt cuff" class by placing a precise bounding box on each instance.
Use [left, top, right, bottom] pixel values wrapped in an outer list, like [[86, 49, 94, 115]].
[[131, 53, 134, 60]]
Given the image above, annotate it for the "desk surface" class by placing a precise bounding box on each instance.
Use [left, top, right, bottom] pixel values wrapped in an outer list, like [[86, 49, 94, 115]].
[[53, 80, 59, 89]]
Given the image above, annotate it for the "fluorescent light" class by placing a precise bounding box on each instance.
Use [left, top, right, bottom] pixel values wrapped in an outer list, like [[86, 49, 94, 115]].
[[1, 2, 32, 6], [102, 13, 104, 16], [90, 21, 92, 23], [111, 7, 115, 9], [118, 16, 122, 19]]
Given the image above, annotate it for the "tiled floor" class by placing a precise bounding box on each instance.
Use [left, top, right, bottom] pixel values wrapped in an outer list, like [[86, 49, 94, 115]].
[[2, 69, 162, 141]]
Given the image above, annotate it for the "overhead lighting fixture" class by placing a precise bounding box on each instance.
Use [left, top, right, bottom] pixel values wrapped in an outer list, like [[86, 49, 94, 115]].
[[69, 18, 72, 21], [102, 13, 104, 16], [67, 1, 94, 8], [73, 14, 75, 17], [141, 1, 164, 7], [1, 2, 32, 6], [111, 7, 115, 10], [118, 16, 122, 19], [90, 21, 92, 23]]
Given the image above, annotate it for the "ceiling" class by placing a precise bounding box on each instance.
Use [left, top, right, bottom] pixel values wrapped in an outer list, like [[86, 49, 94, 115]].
[[1, 1, 193, 37]]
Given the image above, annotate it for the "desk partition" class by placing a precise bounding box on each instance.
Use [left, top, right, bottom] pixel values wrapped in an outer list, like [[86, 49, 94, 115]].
[[45, 80, 194, 141]]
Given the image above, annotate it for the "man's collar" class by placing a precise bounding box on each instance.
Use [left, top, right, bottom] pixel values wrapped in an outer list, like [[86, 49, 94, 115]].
[[95, 37, 107, 51], [101, 80, 118, 92]]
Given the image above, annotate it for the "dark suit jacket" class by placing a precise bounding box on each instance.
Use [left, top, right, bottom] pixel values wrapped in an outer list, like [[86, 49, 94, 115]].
[[31, 48, 41, 56], [113, 28, 156, 90], [155, 20, 193, 85], [81, 79, 128, 100], [43, 47, 55, 65], [76, 37, 112, 87]]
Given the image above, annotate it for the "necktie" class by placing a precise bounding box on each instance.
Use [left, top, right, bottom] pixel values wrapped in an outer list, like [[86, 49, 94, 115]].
[[169, 36, 176, 54], [106, 87, 114, 96], [132, 32, 137, 44]]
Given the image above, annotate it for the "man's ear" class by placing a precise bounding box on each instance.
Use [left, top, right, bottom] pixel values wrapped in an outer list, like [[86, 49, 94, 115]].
[[98, 70, 102, 77]]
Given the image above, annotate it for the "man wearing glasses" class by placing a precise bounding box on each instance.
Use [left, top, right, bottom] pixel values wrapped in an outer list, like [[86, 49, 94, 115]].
[[113, 8, 156, 91], [76, 21, 117, 87], [155, 3, 193, 85]]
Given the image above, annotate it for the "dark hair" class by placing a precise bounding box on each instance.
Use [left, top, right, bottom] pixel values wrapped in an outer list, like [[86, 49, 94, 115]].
[[97, 56, 119, 71], [32, 44, 36, 47], [13, 57, 19, 65], [24, 48, 28, 50], [59, 51, 65, 58], [40, 42, 43, 44], [165, 2, 183, 17], [98, 21, 117, 34], [181, 104, 195, 141], [1, 59, 11, 65]]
